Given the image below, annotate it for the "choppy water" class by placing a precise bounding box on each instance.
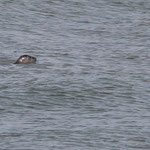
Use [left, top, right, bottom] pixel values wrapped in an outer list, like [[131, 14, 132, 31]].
[[0, 0, 150, 149]]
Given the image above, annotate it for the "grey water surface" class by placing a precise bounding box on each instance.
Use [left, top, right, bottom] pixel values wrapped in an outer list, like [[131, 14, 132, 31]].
[[0, 0, 150, 150]]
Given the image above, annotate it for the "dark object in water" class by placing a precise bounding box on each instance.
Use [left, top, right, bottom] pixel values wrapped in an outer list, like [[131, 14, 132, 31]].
[[14, 55, 36, 64]]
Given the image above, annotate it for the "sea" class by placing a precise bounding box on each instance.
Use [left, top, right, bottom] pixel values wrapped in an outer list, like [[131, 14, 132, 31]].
[[0, 0, 150, 150]]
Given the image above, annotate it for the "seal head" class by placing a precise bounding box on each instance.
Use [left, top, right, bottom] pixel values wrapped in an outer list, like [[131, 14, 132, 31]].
[[14, 55, 36, 64]]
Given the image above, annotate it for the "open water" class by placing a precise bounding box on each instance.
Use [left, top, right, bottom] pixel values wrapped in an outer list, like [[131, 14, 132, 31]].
[[0, 0, 150, 150]]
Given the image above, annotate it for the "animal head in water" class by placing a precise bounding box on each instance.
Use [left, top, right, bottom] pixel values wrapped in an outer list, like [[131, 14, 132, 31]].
[[14, 55, 36, 64]]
